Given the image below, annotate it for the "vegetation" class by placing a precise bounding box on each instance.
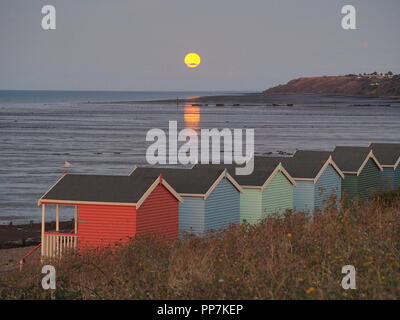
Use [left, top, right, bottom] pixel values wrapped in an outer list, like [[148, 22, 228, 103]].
[[264, 73, 400, 97], [0, 192, 399, 300]]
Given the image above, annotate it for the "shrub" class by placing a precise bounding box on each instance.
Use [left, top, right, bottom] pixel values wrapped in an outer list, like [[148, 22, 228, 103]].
[[1, 197, 399, 300]]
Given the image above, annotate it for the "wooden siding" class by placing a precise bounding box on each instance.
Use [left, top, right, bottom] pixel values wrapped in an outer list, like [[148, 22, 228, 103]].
[[380, 166, 400, 190], [293, 181, 315, 212], [204, 178, 240, 231], [395, 166, 400, 188], [240, 189, 262, 224], [78, 204, 136, 250], [380, 168, 395, 190], [262, 171, 293, 217], [179, 197, 205, 235], [342, 174, 358, 200], [136, 184, 179, 240], [314, 164, 342, 210], [358, 159, 381, 198]]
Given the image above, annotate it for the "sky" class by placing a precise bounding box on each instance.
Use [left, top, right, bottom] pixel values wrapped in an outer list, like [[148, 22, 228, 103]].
[[0, 0, 399, 91]]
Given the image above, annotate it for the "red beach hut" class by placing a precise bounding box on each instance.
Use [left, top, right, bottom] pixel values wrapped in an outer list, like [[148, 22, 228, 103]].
[[38, 174, 183, 258]]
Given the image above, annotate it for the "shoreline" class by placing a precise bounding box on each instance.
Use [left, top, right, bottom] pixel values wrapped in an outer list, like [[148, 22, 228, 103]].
[[84, 92, 400, 105], [2, 92, 400, 238]]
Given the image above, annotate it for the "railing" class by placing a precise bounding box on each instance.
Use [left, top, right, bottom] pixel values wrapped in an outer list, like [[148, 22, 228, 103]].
[[42, 232, 78, 258], [16, 242, 42, 271]]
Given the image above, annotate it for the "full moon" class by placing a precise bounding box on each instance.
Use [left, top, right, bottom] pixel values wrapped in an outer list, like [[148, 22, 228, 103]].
[[184, 53, 201, 68]]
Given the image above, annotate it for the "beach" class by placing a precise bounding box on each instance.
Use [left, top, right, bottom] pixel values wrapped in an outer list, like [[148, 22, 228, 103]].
[[0, 246, 37, 272], [0, 221, 73, 249], [0, 221, 73, 270]]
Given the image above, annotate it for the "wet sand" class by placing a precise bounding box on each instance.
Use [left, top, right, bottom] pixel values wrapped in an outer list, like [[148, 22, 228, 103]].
[[91, 92, 400, 105]]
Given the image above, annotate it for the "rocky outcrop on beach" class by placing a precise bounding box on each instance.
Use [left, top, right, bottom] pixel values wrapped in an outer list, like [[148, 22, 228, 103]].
[[264, 74, 400, 97]]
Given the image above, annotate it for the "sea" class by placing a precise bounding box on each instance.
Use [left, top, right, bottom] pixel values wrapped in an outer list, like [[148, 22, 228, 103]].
[[1, 90, 399, 224]]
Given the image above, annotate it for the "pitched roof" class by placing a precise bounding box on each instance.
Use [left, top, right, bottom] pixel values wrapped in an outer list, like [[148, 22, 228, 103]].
[[193, 163, 286, 187], [331, 146, 377, 172], [293, 150, 332, 162], [255, 155, 344, 181], [254, 156, 324, 180], [253, 156, 283, 169], [369, 143, 400, 167], [129, 167, 238, 195], [40, 174, 161, 205]]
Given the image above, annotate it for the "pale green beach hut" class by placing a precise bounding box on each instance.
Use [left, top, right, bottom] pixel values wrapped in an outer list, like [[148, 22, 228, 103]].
[[194, 162, 296, 224]]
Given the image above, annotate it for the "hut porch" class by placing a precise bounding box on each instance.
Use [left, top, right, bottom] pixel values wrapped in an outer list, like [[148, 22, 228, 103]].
[[40, 203, 78, 258]]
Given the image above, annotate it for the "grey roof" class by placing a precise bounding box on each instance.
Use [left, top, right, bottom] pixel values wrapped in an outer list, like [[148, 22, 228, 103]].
[[293, 150, 332, 162], [130, 167, 226, 194], [41, 174, 158, 204], [253, 156, 283, 169], [331, 146, 372, 172], [369, 143, 400, 166], [193, 163, 280, 186], [254, 156, 329, 179]]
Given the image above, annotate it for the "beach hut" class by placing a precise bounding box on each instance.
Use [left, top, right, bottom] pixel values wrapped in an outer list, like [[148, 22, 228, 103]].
[[130, 167, 242, 235], [331, 146, 383, 199], [257, 153, 344, 212], [289, 150, 344, 211], [194, 162, 296, 224], [38, 173, 183, 257], [369, 143, 400, 189]]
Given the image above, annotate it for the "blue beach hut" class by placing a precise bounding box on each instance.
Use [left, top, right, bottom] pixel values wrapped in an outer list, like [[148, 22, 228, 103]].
[[194, 162, 296, 224], [130, 167, 242, 235]]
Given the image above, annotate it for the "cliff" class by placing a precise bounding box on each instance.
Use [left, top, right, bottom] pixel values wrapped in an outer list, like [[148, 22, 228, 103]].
[[263, 74, 400, 97]]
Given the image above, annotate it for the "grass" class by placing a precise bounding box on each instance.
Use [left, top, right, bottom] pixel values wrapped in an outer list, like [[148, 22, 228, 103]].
[[0, 192, 399, 300]]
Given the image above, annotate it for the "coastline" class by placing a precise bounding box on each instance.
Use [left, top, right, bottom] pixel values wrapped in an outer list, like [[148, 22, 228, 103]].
[[85, 92, 400, 106], [2, 92, 400, 240]]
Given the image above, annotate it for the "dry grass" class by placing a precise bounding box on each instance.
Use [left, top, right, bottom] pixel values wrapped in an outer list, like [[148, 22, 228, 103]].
[[1, 194, 399, 300]]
